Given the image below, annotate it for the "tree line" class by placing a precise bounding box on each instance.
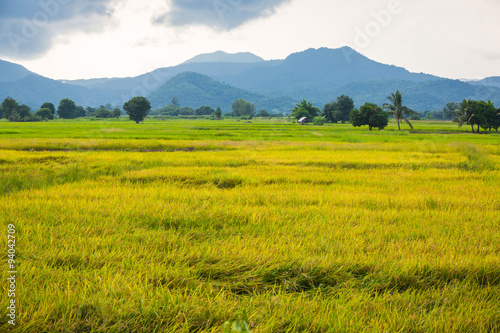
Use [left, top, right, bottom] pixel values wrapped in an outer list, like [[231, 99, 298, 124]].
[[289, 91, 500, 133], [0, 97, 122, 121]]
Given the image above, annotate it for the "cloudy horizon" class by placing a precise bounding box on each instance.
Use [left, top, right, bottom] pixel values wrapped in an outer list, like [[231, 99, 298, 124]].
[[1, 0, 499, 81]]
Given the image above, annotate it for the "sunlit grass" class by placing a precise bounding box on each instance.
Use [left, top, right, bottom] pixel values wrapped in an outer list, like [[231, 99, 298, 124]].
[[0, 120, 499, 332]]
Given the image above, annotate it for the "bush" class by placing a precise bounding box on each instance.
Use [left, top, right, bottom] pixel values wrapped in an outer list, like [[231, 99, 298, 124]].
[[312, 116, 326, 125]]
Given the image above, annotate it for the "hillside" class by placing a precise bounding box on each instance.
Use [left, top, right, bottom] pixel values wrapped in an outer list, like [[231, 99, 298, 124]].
[[2, 47, 500, 111], [0, 59, 36, 83], [148, 72, 294, 112]]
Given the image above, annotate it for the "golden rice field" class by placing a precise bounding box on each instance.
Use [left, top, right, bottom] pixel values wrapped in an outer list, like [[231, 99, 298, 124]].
[[0, 119, 499, 332]]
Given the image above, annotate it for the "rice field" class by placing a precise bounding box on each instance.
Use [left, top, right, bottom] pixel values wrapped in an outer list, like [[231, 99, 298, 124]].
[[1, 119, 499, 332]]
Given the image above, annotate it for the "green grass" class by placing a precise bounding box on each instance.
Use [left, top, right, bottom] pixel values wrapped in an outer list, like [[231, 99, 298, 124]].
[[0, 119, 499, 332]]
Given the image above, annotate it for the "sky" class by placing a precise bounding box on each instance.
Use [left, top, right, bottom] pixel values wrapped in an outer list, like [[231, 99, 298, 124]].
[[0, 0, 499, 80]]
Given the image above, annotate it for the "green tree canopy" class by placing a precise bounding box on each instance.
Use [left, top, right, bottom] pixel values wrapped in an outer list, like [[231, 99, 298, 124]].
[[96, 108, 113, 118], [195, 106, 214, 116], [383, 90, 416, 131], [215, 107, 222, 120], [256, 110, 271, 117], [2, 97, 19, 119], [112, 108, 121, 118], [35, 108, 55, 120], [58, 98, 77, 119], [18, 104, 31, 118], [41, 102, 56, 116], [350, 103, 389, 131], [232, 99, 256, 117], [322, 95, 354, 123], [123, 96, 151, 124], [290, 99, 319, 120]]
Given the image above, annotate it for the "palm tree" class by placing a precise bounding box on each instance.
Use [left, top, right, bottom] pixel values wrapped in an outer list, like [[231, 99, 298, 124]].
[[383, 90, 416, 131], [454, 99, 475, 133]]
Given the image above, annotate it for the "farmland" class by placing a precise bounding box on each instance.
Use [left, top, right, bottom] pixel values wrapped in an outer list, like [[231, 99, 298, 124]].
[[1, 119, 499, 332]]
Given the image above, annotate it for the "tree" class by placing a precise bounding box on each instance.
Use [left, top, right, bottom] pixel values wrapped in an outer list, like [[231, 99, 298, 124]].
[[86, 106, 96, 117], [290, 99, 319, 120], [442, 102, 458, 120], [256, 109, 271, 117], [383, 90, 416, 131], [333, 95, 355, 123], [123, 96, 151, 124], [350, 103, 389, 131], [18, 104, 31, 118], [96, 108, 113, 118], [112, 108, 121, 118], [179, 107, 195, 116], [41, 102, 56, 116], [58, 98, 77, 119], [322, 95, 354, 123], [35, 108, 55, 120], [214, 107, 222, 120], [2, 97, 19, 119], [232, 99, 256, 118], [454, 99, 475, 133], [195, 106, 214, 116], [75, 106, 87, 118], [469, 100, 497, 132]]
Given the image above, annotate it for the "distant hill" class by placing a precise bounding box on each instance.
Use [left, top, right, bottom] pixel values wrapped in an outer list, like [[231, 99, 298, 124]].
[[0, 59, 36, 83], [2, 47, 500, 112], [183, 51, 264, 64], [336, 79, 500, 111], [148, 72, 294, 112], [468, 76, 500, 89]]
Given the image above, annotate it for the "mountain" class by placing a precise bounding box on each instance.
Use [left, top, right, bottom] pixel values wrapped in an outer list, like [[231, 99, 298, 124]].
[[183, 51, 264, 64], [336, 79, 500, 111], [2, 47, 500, 112], [148, 72, 294, 111], [0, 59, 36, 83], [468, 76, 500, 89]]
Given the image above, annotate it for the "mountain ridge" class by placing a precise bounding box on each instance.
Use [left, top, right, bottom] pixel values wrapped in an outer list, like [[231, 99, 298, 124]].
[[1, 47, 500, 112]]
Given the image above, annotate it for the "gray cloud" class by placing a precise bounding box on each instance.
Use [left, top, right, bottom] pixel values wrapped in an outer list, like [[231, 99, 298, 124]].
[[153, 0, 292, 30], [0, 0, 115, 59]]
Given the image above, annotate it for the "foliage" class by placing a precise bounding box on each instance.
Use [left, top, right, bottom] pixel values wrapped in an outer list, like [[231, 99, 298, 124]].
[[112, 108, 121, 118], [95, 108, 114, 118], [224, 310, 251, 333], [442, 102, 458, 120], [179, 107, 195, 116], [383, 90, 416, 131], [256, 109, 271, 117], [123, 96, 151, 124], [58, 98, 77, 119], [334, 95, 355, 123], [350, 103, 389, 131], [2, 97, 19, 119], [454, 99, 499, 133], [312, 116, 326, 125], [195, 105, 214, 116], [41, 102, 56, 116], [35, 108, 55, 120], [232, 99, 256, 117], [290, 99, 320, 120], [215, 107, 222, 120]]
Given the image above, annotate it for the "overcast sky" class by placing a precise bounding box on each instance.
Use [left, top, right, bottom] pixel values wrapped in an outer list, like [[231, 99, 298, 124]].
[[1, 0, 499, 80]]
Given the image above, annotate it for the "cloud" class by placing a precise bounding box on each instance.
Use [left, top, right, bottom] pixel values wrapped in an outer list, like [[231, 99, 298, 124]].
[[153, 0, 292, 30], [0, 0, 116, 59]]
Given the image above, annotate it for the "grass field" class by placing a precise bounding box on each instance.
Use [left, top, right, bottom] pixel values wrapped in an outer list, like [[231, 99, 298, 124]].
[[1, 119, 499, 332]]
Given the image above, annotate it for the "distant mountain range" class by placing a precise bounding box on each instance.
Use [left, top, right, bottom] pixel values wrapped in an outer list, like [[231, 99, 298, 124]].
[[1, 47, 500, 112]]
